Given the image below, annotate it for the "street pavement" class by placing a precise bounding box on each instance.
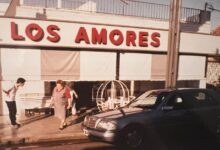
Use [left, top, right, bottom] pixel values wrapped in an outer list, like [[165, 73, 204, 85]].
[[5, 139, 117, 150], [0, 112, 88, 148], [1, 107, 220, 150]]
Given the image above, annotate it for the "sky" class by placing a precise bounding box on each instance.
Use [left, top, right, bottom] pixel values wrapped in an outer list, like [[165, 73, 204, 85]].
[[1, 0, 220, 30], [139, 0, 220, 30], [180, 0, 220, 30]]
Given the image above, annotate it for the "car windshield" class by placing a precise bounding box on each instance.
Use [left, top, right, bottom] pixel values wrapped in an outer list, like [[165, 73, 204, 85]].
[[129, 90, 169, 109]]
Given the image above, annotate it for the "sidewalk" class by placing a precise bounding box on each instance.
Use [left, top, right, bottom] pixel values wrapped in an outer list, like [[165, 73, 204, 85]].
[[0, 112, 89, 147]]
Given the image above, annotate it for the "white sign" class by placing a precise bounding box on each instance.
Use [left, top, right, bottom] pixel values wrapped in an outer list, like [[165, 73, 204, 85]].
[[0, 17, 168, 52]]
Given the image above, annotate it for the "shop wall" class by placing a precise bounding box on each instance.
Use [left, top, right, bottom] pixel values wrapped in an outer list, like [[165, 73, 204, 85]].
[[0, 80, 2, 115], [0, 48, 45, 115], [1, 80, 46, 115], [151, 54, 167, 80], [41, 50, 80, 80], [119, 53, 152, 80], [1, 48, 41, 80], [80, 51, 116, 81], [150, 55, 206, 83], [178, 55, 206, 80], [0, 48, 208, 115], [0, 2, 9, 15], [180, 33, 220, 54], [0, 48, 2, 115]]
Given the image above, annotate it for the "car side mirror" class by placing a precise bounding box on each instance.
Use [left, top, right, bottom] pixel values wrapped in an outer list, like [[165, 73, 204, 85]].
[[162, 106, 174, 111]]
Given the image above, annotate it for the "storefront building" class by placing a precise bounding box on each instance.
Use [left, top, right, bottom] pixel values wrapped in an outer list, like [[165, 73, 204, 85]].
[[0, 0, 219, 115]]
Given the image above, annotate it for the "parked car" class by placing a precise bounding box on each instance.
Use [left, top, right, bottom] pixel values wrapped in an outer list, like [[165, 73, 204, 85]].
[[82, 88, 220, 148]]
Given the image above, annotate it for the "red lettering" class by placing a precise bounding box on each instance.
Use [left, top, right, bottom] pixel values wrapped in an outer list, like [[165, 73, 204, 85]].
[[92, 28, 107, 45], [75, 27, 90, 44], [47, 25, 60, 43], [126, 31, 136, 46], [11, 22, 25, 41], [139, 32, 148, 47], [150, 32, 160, 47], [109, 29, 124, 46], [25, 23, 44, 42]]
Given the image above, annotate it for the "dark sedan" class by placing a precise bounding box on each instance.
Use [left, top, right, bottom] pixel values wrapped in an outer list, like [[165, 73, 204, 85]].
[[82, 88, 220, 148]]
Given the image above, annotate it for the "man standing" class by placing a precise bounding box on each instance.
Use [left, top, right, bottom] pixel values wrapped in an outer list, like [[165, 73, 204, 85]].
[[3, 78, 26, 128]]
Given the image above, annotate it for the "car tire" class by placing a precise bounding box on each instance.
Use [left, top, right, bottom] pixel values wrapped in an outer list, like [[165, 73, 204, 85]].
[[121, 125, 145, 149]]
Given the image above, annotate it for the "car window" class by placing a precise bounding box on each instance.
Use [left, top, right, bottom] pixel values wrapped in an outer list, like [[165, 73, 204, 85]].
[[194, 92, 205, 101], [192, 91, 217, 107], [130, 91, 169, 109], [167, 91, 217, 109], [166, 94, 190, 110]]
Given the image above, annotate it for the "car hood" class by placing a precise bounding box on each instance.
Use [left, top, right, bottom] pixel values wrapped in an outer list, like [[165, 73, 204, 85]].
[[94, 107, 144, 119]]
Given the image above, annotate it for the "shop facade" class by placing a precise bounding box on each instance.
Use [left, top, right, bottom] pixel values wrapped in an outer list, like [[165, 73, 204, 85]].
[[0, 1, 219, 115]]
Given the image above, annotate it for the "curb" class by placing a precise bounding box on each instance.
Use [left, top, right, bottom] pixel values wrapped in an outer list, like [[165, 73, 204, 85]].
[[0, 132, 87, 147]]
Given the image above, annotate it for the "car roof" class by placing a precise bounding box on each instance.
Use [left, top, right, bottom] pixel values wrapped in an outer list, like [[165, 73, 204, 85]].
[[149, 88, 212, 93]]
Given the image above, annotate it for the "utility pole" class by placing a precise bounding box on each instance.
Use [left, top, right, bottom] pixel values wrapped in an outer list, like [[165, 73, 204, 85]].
[[165, 0, 182, 88]]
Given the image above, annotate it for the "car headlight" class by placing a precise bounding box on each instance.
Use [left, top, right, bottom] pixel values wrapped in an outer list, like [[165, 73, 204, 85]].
[[96, 120, 117, 131]]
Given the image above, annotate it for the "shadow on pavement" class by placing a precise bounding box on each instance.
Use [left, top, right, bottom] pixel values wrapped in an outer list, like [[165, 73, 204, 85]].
[[0, 114, 53, 129], [68, 107, 99, 126], [20, 114, 53, 126]]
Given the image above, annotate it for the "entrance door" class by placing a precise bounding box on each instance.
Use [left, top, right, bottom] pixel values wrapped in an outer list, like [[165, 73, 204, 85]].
[[74, 82, 95, 111]]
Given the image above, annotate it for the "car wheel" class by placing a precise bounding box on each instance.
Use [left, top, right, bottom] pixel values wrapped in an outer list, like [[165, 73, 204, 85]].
[[122, 125, 144, 148]]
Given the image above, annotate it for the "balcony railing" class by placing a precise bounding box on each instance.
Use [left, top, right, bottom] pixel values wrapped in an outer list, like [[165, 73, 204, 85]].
[[23, 0, 57, 8], [22, 0, 202, 23]]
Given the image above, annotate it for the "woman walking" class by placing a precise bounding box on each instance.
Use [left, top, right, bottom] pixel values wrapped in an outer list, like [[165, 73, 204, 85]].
[[51, 80, 71, 130]]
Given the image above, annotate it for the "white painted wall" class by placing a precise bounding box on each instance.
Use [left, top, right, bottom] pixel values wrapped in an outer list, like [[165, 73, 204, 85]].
[[80, 51, 116, 81], [120, 53, 152, 80], [1, 80, 47, 115], [0, 3, 9, 15], [1, 48, 41, 80], [180, 33, 220, 54], [0, 48, 47, 115], [199, 79, 207, 88], [178, 56, 206, 80]]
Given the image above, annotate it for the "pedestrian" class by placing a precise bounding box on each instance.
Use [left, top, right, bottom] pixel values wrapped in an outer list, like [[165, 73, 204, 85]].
[[3, 77, 26, 128], [50, 80, 71, 130], [67, 82, 79, 119]]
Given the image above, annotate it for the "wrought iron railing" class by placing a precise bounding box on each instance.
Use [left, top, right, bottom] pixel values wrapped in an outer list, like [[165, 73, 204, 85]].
[[23, 0, 57, 8], [181, 7, 201, 23], [22, 0, 202, 23]]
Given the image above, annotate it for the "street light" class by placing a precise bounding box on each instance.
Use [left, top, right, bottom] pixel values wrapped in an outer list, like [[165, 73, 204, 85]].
[[205, 2, 214, 11], [205, 2, 220, 12]]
